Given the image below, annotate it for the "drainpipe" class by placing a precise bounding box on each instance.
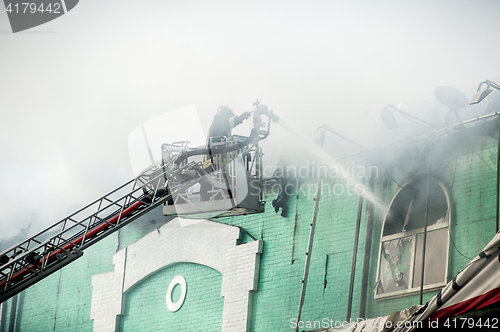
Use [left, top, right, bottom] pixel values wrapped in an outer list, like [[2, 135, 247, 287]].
[[496, 116, 500, 233], [295, 173, 322, 332], [420, 139, 433, 305], [294, 128, 327, 330], [8, 295, 18, 332], [0, 301, 5, 331], [359, 164, 375, 318], [347, 173, 365, 321]]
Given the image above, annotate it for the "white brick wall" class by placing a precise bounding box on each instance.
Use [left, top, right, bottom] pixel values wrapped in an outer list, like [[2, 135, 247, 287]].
[[91, 218, 263, 332], [90, 249, 126, 332]]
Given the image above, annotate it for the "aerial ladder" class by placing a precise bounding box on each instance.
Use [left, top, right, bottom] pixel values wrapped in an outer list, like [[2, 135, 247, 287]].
[[0, 103, 278, 303]]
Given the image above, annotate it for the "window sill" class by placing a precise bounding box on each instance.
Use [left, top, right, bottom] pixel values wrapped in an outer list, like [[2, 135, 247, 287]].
[[374, 282, 446, 301]]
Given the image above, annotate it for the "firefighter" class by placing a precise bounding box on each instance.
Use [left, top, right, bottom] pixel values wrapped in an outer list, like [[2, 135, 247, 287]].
[[201, 106, 251, 201], [203, 105, 251, 170]]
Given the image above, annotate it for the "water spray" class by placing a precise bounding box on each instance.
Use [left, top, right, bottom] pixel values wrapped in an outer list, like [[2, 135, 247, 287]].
[[275, 117, 388, 215]]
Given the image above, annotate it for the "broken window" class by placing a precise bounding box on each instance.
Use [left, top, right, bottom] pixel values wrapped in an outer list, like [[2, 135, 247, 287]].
[[375, 177, 450, 298]]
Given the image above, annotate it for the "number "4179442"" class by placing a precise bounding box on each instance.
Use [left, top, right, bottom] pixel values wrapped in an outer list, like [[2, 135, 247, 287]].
[[6, 2, 62, 14]]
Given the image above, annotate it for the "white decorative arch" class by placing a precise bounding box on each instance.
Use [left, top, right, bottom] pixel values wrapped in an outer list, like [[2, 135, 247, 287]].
[[90, 218, 263, 332]]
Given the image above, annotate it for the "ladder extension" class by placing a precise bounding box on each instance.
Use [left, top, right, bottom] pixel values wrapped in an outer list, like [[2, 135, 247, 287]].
[[0, 163, 195, 303]]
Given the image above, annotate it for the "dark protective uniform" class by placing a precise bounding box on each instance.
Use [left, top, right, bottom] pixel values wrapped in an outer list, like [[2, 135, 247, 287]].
[[201, 106, 250, 201], [203, 106, 250, 170]]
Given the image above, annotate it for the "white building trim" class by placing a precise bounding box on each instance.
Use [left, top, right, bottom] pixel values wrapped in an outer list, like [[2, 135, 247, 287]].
[[90, 218, 263, 332]]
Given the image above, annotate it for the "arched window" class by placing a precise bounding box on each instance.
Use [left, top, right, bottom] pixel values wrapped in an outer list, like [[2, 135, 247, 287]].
[[374, 176, 451, 299]]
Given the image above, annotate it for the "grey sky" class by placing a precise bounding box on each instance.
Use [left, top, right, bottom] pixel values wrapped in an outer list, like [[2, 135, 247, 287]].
[[0, 0, 499, 239]]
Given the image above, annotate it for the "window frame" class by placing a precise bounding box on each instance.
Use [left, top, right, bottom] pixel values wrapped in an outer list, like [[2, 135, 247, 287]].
[[374, 177, 451, 300]]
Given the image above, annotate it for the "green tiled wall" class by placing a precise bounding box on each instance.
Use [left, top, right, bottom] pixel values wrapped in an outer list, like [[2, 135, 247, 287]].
[[3, 122, 499, 332]]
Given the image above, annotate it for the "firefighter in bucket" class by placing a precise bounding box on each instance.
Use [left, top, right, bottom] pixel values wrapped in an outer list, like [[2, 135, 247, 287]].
[[201, 105, 251, 201]]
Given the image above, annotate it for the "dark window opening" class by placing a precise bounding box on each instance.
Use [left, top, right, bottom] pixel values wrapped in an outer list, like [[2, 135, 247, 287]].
[[383, 180, 448, 236]]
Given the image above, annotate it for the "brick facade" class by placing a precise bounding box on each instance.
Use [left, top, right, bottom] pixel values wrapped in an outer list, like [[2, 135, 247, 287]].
[[1, 119, 498, 332]]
